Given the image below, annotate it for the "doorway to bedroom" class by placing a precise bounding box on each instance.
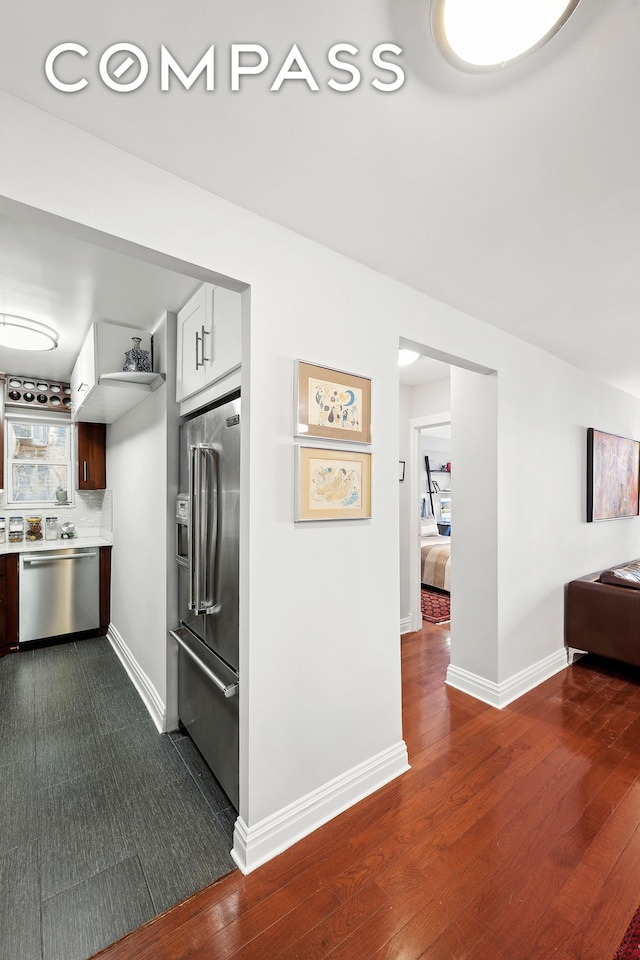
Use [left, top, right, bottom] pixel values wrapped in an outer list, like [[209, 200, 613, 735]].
[[419, 421, 452, 628], [398, 338, 498, 694], [398, 350, 451, 637]]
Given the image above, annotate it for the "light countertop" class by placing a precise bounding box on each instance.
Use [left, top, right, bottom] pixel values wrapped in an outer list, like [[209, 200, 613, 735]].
[[0, 533, 113, 556]]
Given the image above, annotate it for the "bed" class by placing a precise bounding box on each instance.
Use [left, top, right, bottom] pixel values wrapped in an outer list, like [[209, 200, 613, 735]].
[[420, 518, 451, 592]]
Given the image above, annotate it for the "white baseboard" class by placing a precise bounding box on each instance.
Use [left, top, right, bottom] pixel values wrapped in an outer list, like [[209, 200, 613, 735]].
[[231, 740, 410, 875], [400, 610, 423, 634], [445, 648, 568, 709], [107, 624, 167, 732]]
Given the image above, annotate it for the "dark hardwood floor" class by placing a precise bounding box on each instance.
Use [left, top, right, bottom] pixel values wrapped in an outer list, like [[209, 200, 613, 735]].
[[95, 622, 640, 960]]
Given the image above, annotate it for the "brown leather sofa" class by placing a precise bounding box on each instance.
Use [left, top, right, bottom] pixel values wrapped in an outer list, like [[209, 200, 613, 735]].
[[566, 560, 640, 668]]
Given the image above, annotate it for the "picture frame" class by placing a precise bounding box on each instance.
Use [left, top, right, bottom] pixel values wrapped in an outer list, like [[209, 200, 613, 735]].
[[399, 460, 405, 482], [296, 360, 371, 444], [295, 446, 372, 521], [587, 427, 640, 521]]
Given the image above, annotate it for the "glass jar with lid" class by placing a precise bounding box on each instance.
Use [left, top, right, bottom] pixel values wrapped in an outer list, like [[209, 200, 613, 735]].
[[8, 517, 24, 543], [26, 516, 43, 541], [45, 517, 59, 540]]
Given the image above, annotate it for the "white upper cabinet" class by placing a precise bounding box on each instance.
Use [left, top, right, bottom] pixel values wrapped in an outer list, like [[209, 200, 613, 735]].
[[70, 322, 97, 410], [175, 283, 241, 403], [70, 322, 164, 423]]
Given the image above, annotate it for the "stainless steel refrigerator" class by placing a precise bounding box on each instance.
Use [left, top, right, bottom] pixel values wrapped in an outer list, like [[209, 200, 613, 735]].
[[170, 394, 240, 811]]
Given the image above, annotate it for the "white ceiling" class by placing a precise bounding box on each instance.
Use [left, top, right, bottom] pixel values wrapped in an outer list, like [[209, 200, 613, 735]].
[[398, 354, 450, 386], [0, 213, 201, 381], [1, 0, 639, 395]]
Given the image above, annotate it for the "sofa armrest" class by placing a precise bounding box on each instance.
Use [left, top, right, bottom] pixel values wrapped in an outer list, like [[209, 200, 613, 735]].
[[566, 578, 640, 668]]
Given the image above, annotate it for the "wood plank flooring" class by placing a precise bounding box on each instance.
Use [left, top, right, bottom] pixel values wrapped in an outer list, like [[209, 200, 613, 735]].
[[95, 623, 640, 960]]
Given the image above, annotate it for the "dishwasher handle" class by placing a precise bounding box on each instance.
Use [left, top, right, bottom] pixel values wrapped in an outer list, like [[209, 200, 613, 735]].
[[170, 629, 238, 699], [22, 551, 98, 563]]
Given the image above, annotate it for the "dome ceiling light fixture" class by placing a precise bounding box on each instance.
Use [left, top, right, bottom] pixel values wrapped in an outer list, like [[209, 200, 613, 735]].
[[0, 314, 59, 351], [430, 0, 583, 72], [399, 348, 421, 366]]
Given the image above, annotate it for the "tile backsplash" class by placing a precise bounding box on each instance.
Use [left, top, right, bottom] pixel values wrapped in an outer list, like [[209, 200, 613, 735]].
[[0, 489, 113, 535]]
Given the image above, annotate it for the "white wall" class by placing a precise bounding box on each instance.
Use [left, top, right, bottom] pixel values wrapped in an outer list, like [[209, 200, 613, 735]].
[[5, 91, 640, 867], [106, 312, 176, 723], [449, 368, 499, 683], [410, 378, 451, 419], [492, 347, 640, 683]]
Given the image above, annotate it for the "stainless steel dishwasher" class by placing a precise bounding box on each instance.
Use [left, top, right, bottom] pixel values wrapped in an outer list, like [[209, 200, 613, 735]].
[[19, 548, 101, 645]]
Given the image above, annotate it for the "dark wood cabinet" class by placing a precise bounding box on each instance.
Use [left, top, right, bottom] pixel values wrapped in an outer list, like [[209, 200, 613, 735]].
[[0, 374, 5, 492], [99, 545, 112, 635], [77, 421, 107, 490], [0, 554, 19, 657]]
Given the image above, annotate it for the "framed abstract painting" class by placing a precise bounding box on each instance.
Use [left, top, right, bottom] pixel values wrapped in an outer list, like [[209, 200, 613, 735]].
[[295, 446, 372, 521], [587, 427, 640, 521], [295, 360, 371, 444]]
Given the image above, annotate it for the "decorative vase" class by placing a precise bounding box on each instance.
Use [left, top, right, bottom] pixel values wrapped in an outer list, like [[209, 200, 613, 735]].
[[123, 337, 152, 373]]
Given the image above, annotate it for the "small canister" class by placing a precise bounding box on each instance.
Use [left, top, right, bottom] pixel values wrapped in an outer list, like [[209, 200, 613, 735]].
[[26, 516, 43, 541], [8, 517, 24, 543], [0, 518, 5, 544], [45, 517, 59, 540]]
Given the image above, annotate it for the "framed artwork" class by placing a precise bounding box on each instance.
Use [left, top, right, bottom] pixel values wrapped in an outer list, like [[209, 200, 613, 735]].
[[296, 360, 371, 444], [587, 427, 640, 521], [399, 460, 406, 482], [296, 446, 372, 521]]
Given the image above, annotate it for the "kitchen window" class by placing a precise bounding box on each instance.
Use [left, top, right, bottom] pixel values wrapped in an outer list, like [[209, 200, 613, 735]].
[[5, 416, 73, 505]]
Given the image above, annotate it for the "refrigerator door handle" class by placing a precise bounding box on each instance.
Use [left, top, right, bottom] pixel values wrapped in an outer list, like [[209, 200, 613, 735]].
[[189, 442, 219, 614], [170, 629, 238, 698], [188, 445, 198, 610]]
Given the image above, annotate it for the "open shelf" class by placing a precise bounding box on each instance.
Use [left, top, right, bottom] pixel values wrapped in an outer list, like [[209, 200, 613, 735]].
[[98, 371, 166, 390], [74, 372, 167, 423]]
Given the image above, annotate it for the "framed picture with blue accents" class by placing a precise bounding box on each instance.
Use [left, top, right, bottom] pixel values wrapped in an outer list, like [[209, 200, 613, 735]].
[[295, 360, 371, 444], [295, 446, 372, 521]]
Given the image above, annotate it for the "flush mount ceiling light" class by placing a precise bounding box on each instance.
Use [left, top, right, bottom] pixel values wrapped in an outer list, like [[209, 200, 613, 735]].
[[399, 348, 421, 366], [431, 0, 582, 72], [0, 314, 59, 351]]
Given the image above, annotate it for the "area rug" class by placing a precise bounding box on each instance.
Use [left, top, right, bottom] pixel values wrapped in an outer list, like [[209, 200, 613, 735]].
[[421, 588, 450, 624], [613, 905, 640, 959]]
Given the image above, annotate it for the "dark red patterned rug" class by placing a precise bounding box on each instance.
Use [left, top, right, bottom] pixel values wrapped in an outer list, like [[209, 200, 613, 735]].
[[421, 588, 450, 624], [614, 905, 640, 959]]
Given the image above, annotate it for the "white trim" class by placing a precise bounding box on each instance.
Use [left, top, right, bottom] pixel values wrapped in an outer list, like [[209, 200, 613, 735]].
[[231, 740, 410, 874], [445, 648, 568, 709], [179, 368, 241, 418], [5, 414, 75, 507], [401, 611, 422, 634], [107, 623, 167, 732]]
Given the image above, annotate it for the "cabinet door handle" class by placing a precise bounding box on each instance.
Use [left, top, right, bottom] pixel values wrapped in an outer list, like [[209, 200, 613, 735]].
[[195, 326, 210, 369], [201, 326, 211, 363], [78, 382, 89, 393], [83, 461, 88, 483]]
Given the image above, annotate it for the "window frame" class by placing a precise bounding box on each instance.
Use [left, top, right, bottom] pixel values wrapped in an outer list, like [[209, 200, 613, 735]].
[[4, 413, 75, 508]]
